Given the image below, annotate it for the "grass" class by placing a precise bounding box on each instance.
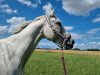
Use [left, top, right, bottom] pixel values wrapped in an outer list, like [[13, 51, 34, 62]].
[[25, 49, 100, 75]]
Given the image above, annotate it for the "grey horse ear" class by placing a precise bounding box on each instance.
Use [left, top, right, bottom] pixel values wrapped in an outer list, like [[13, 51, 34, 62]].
[[49, 9, 55, 17]]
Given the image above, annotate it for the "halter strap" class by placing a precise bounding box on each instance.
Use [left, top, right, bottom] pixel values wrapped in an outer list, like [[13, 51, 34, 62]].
[[45, 15, 68, 75], [45, 15, 64, 37], [45, 15, 55, 30], [45, 15, 69, 48]]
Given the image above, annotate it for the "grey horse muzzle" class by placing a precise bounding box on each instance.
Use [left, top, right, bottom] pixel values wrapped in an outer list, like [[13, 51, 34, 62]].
[[62, 35, 75, 50]]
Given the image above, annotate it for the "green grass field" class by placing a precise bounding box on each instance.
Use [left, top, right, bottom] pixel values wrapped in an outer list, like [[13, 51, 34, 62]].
[[25, 50, 100, 75]]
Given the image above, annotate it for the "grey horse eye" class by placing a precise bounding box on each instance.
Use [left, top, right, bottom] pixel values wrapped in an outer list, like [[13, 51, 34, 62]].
[[56, 22, 62, 27]]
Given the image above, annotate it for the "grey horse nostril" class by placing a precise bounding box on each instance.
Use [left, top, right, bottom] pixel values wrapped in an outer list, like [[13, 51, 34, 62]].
[[68, 35, 71, 40]]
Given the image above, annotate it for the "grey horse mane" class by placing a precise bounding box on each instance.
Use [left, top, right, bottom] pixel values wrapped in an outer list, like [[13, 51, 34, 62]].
[[12, 15, 45, 34]]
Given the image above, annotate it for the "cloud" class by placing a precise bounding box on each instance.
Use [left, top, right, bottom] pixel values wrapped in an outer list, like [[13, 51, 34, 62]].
[[56, 0, 59, 2], [87, 28, 100, 35], [70, 33, 85, 39], [37, 42, 58, 49], [97, 14, 100, 17], [0, 26, 8, 34], [43, 2, 53, 15], [0, 17, 30, 35], [0, 4, 18, 14], [87, 41, 100, 49], [7, 17, 26, 25], [6, 17, 27, 33], [0, 0, 4, 2], [18, 0, 41, 8], [88, 36, 100, 40], [62, 0, 100, 16], [92, 17, 100, 23], [64, 26, 73, 31], [74, 42, 100, 49]]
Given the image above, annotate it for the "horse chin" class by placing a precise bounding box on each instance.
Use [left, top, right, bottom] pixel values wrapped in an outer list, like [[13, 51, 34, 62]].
[[64, 44, 73, 50], [64, 46, 71, 50]]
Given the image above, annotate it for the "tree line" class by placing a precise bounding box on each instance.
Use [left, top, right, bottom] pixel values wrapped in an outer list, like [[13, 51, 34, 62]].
[[37, 47, 100, 51], [73, 48, 100, 51]]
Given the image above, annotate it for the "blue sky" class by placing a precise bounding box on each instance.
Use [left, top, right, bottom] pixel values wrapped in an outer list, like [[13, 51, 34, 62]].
[[0, 0, 100, 49]]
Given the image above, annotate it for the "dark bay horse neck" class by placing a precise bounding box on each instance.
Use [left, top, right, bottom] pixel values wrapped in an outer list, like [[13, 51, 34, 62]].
[[0, 18, 45, 75]]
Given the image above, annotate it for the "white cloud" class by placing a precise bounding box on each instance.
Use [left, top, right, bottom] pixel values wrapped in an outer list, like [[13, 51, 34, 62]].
[[6, 17, 27, 33], [38, 42, 54, 47], [0, 0, 4, 2], [74, 42, 100, 49], [70, 33, 85, 39], [0, 4, 18, 14], [43, 2, 53, 15], [97, 14, 100, 17], [37, 42, 58, 49], [2, 8, 17, 14], [7, 17, 26, 25], [74, 43, 86, 49], [64, 26, 73, 31], [56, 0, 59, 2], [0, 26, 8, 34], [62, 0, 100, 16], [87, 28, 100, 35], [18, 0, 41, 7], [92, 17, 100, 23], [89, 42, 100, 49], [88, 36, 100, 40]]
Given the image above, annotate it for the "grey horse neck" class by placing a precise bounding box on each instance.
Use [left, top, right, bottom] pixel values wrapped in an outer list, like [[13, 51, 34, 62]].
[[0, 17, 45, 75]]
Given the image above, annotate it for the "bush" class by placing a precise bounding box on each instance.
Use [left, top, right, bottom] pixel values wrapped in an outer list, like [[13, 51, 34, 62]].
[[87, 49, 100, 51]]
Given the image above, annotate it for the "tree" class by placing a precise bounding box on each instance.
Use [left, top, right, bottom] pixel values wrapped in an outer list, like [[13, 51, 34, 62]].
[[87, 49, 100, 51], [73, 48, 80, 50]]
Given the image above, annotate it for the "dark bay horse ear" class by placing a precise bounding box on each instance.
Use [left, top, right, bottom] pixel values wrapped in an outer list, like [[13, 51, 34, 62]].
[[49, 9, 55, 17]]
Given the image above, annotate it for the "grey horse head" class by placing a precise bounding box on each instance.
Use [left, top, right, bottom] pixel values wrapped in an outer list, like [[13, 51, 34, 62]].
[[42, 9, 75, 49]]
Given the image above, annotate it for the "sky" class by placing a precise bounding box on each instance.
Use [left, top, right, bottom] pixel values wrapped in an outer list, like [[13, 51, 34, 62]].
[[0, 0, 100, 49]]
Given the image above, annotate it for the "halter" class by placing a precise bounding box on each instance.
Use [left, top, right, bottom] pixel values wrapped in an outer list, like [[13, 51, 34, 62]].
[[45, 15, 70, 49], [45, 15, 68, 75]]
